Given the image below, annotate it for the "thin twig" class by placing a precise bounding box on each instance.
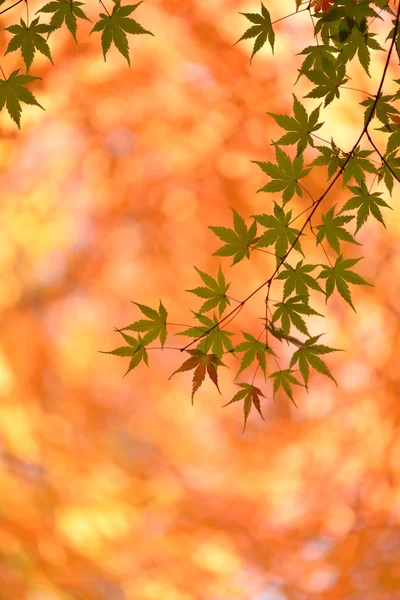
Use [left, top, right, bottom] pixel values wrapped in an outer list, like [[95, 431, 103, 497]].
[[99, 0, 110, 16], [272, 7, 309, 26], [366, 129, 400, 185], [0, 0, 23, 16]]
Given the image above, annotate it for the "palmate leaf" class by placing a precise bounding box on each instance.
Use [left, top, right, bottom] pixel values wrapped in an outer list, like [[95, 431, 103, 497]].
[[340, 146, 377, 187], [313, 10, 342, 44], [339, 180, 392, 233], [209, 208, 258, 265], [234, 2, 275, 63], [314, 0, 380, 30], [309, 138, 341, 179], [177, 312, 234, 358], [186, 265, 230, 316], [268, 95, 323, 157], [90, 0, 153, 66], [5, 18, 53, 72], [304, 60, 348, 107], [360, 93, 399, 126], [296, 44, 339, 83], [169, 350, 225, 404], [386, 128, 400, 155], [332, 18, 383, 76], [272, 295, 323, 337], [234, 332, 277, 381], [223, 383, 266, 432], [381, 117, 400, 155], [269, 369, 302, 405], [275, 260, 324, 300], [0, 69, 43, 128], [252, 146, 311, 206], [385, 17, 400, 64], [121, 300, 167, 347], [253, 202, 305, 266], [101, 330, 149, 377], [374, 0, 395, 14], [37, 0, 90, 41], [290, 334, 341, 387], [318, 255, 373, 311], [316, 205, 361, 255], [377, 150, 400, 195]]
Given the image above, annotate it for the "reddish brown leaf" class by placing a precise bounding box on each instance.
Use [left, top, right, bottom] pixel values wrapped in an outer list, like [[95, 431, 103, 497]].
[[169, 350, 225, 404], [310, 0, 334, 13]]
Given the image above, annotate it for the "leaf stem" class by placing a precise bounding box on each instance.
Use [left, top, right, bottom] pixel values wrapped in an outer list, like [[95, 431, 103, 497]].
[[147, 346, 182, 351], [99, 0, 110, 16], [271, 6, 309, 26], [340, 85, 374, 97], [309, 220, 333, 268], [226, 295, 242, 303]]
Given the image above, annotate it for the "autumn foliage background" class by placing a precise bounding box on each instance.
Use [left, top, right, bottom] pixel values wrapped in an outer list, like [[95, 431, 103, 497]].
[[1, 0, 400, 598]]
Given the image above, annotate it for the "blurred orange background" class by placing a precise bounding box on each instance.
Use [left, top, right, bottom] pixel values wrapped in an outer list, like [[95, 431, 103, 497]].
[[1, 0, 400, 598]]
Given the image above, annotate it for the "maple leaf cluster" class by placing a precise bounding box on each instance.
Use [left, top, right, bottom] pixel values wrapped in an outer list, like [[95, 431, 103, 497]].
[[0, 0, 153, 127]]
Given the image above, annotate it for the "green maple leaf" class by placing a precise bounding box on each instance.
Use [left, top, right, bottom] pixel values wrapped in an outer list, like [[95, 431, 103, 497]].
[[223, 383, 266, 432], [386, 20, 400, 63], [384, 125, 400, 155], [169, 350, 225, 404], [187, 265, 231, 316], [315, 0, 380, 34], [272, 295, 323, 337], [37, 0, 90, 41], [269, 368, 302, 405], [290, 334, 341, 387], [121, 300, 167, 347], [5, 18, 53, 72], [101, 330, 149, 376], [275, 260, 324, 300], [340, 146, 377, 187], [234, 332, 277, 381], [374, 0, 395, 13], [304, 61, 348, 107], [0, 69, 43, 128], [339, 180, 392, 232], [332, 18, 383, 76], [90, 0, 153, 66], [234, 2, 275, 63], [360, 93, 399, 126], [253, 202, 305, 266], [252, 146, 311, 205], [209, 208, 258, 265], [377, 150, 400, 195], [316, 205, 361, 255], [310, 138, 341, 179], [318, 255, 373, 311], [177, 312, 234, 358], [268, 95, 323, 156], [296, 44, 339, 83]]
